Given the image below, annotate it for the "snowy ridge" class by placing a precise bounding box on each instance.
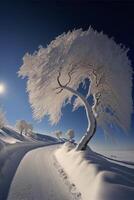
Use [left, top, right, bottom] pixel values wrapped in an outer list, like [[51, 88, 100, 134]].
[[55, 142, 134, 200], [0, 129, 21, 144], [53, 155, 82, 200], [0, 126, 58, 145]]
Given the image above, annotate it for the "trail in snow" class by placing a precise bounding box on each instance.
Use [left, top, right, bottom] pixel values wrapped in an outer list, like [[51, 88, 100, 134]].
[[7, 145, 76, 200], [55, 143, 134, 200], [0, 142, 48, 200]]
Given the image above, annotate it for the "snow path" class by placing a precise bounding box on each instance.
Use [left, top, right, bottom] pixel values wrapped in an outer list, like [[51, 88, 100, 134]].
[[7, 145, 75, 200], [0, 142, 48, 200]]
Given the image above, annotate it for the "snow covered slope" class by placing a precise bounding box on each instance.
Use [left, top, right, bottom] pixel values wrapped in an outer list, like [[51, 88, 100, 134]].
[[55, 142, 134, 200], [1, 127, 27, 142], [2, 126, 133, 200], [93, 149, 134, 169], [0, 127, 59, 200], [0, 142, 50, 200], [0, 138, 6, 151], [0, 129, 21, 144], [32, 132, 58, 143], [7, 145, 76, 200], [0, 126, 58, 145]]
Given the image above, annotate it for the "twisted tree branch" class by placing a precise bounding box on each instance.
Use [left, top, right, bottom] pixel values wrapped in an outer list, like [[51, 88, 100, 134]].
[[56, 68, 74, 93]]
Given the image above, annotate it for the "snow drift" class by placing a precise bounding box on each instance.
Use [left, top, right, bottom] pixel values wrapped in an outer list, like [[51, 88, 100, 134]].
[[55, 142, 134, 200]]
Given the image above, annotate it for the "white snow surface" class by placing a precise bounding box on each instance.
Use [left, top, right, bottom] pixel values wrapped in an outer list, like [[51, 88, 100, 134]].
[[1, 126, 134, 200], [0, 129, 21, 144], [55, 142, 134, 200], [7, 145, 76, 200], [93, 148, 134, 169], [0, 126, 59, 199]]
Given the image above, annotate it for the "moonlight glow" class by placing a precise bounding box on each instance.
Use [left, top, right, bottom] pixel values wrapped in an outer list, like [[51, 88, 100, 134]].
[[0, 83, 5, 94]]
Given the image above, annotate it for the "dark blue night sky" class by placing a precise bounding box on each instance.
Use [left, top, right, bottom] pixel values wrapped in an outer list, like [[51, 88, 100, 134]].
[[0, 1, 134, 149]]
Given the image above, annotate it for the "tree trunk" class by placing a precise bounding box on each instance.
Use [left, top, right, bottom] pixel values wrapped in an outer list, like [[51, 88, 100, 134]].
[[61, 85, 96, 151]]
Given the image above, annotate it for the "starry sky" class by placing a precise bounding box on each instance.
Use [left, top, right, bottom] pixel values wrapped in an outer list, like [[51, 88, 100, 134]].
[[0, 0, 134, 149]]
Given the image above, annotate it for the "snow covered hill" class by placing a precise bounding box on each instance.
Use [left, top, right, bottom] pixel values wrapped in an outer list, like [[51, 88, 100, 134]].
[[55, 142, 134, 200], [7, 145, 77, 200], [4, 141, 134, 200], [93, 149, 134, 169], [0, 126, 59, 200], [0, 128, 22, 144], [0, 126, 58, 145], [32, 132, 58, 143], [1, 127, 134, 200]]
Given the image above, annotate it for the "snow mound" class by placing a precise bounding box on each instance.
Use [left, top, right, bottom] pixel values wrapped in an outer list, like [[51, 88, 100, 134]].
[[55, 142, 134, 200]]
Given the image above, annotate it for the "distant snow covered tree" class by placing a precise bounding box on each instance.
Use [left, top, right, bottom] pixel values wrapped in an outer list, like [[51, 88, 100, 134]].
[[19, 27, 133, 150], [16, 120, 33, 136], [55, 131, 62, 140], [66, 129, 75, 142], [0, 109, 6, 129], [16, 120, 27, 135], [28, 123, 33, 134], [25, 123, 33, 136]]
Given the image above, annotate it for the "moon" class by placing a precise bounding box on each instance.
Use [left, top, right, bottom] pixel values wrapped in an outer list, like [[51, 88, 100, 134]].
[[0, 83, 5, 94]]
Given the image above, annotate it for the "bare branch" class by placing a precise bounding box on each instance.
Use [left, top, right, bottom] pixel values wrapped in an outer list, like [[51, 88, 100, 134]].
[[54, 69, 73, 94], [57, 68, 74, 89], [52, 85, 64, 94], [56, 88, 63, 94], [57, 71, 63, 87]]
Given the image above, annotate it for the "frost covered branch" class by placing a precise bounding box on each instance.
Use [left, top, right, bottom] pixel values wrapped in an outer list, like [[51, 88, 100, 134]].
[[55, 69, 75, 94]]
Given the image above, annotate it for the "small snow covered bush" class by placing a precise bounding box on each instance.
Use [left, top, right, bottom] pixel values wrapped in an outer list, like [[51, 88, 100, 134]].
[[66, 129, 75, 142], [55, 130, 62, 140]]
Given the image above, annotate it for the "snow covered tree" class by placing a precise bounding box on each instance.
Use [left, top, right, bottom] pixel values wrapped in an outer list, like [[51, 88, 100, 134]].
[[66, 129, 75, 141], [16, 120, 27, 135], [19, 27, 133, 150], [55, 131, 62, 140], [0, 109, 6, 129], [25, 123, 33, 136], [16, 120, 33, 136]]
